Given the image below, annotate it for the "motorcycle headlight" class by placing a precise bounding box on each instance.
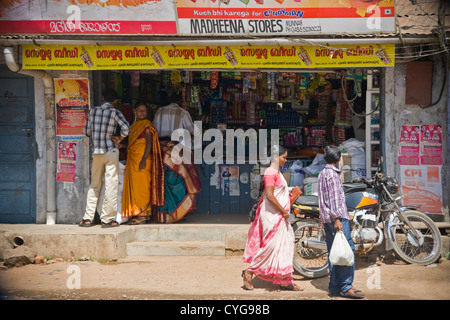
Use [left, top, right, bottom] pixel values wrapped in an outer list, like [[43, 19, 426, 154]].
[[385, 177, 399, 194]]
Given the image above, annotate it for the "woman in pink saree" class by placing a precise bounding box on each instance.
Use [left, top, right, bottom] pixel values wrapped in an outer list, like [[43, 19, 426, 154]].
[[242, 145, 302, 291]]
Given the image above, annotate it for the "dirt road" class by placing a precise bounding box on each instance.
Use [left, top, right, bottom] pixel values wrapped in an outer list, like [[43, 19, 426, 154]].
[[1, 255, 449, 301]]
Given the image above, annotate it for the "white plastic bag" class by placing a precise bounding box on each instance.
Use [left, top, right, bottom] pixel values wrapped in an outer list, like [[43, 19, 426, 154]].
[[329, 231, 354, 266]]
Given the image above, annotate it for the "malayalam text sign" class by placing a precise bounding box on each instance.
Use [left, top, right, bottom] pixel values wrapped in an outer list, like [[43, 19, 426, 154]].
[[23, 44, 395, 70]]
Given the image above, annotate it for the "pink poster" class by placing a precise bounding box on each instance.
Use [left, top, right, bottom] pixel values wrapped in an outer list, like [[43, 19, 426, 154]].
[[420, 124, 442, 165], [398, 125, 420, 165], [57, 142, 77, 183]]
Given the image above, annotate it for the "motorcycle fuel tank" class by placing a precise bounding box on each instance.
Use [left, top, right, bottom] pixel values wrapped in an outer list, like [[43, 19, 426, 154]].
[[345, 189, 379, 211]]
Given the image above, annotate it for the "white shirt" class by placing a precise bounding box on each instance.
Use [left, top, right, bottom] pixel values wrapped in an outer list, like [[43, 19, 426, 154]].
[[153, 103, 195, 138]]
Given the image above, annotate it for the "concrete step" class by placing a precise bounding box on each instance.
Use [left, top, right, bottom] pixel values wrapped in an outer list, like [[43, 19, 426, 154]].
[[133, 225, 237, 242], [126, 240, 225, 256], [126, 224, 249, 257]]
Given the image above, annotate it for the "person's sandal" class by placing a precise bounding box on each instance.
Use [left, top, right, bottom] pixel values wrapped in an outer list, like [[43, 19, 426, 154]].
[[101, 220, 120, 228], [79, 219, 94, 227], [339, 288, 364, 299], [241, 269, 254, 291], [280, 283, 304, 291], [126, 217, 148, 225]]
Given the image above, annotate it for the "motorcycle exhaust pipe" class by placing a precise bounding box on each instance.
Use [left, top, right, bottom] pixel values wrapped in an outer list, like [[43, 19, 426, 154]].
[[301, 239, 327, 250], [354, 227, 384, 250], [354, 243, 378, 250], [303, 239, 378, 251]]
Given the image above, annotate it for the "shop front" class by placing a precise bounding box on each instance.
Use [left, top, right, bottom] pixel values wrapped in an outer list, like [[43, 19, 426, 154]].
[[13, 41, 395, 223]]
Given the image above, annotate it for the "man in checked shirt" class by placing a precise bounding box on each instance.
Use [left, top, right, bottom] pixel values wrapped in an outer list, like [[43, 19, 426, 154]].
[[79, 89, 130, 228], [318, 145, 364, 299]]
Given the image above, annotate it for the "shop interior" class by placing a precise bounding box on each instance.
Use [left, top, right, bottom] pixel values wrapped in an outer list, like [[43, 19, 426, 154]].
[[96, 68, 381, 217]]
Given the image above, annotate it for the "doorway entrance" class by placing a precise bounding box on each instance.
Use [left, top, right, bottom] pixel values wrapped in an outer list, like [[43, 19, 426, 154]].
[[0, 65, 36, 223]]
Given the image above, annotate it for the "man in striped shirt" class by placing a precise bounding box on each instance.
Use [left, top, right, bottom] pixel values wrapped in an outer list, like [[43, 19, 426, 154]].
[[318, 145, 364, 299], [79, 89, 130, 228]]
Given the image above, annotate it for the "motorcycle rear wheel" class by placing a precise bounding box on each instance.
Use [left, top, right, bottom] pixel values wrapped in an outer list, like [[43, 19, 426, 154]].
[[292, 220, 329, 278], [390, 210, 442, 265]]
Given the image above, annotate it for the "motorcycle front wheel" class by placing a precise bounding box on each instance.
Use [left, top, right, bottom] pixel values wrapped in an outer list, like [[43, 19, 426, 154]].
[[390, 210, 442, 265], [292, 220, 329, 278]]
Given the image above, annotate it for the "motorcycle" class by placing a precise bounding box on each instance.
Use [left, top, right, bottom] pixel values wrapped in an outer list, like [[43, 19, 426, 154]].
[[289, 164, 442, 279]]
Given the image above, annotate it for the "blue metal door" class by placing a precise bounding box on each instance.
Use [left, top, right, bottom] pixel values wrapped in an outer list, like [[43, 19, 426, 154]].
[[193, 163, 256, 215], [0, 66, 36, 223]]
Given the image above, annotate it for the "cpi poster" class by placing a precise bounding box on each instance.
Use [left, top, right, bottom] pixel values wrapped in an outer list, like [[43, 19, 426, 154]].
[[400, 165, 442, 215], [55, 78, 89, 136]]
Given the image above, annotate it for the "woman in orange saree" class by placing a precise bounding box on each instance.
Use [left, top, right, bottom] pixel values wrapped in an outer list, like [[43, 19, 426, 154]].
[[118, 102, 164, 224]]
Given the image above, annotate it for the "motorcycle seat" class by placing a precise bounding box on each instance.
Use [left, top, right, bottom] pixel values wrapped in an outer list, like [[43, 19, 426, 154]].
[[294, 195, 319, 207], [343, 183, 367, 193]]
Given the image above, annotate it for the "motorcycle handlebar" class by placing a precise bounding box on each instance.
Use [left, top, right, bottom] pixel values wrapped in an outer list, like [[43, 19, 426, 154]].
[[349, 177, 373, 187]]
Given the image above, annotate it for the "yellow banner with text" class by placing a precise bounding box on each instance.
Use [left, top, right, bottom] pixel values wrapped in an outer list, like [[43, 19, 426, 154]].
[[22, 43, 395, 70]]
